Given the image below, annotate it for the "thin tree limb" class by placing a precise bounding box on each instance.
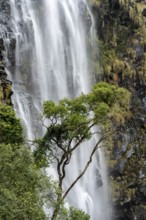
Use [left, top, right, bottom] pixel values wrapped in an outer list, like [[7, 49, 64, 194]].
[[62, 135, 107, 201]]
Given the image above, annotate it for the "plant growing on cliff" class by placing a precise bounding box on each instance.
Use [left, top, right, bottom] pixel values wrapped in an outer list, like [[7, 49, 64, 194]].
[[34, 82, 131, 220]]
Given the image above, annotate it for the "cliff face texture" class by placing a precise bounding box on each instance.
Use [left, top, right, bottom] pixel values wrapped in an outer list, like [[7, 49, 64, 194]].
[[0, 0, 12, 105], [0, 39, 12, 105], [89, 0, 146, 219]]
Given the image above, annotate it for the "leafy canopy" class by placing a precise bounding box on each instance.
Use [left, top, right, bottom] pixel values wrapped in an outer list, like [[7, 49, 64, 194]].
[[0, 104, 50, 220], [33, 82, 131, 220], [0, 103, 90, 220], [0, 104, 23, 144], [35, 82, 131, 166], [0, 143, 49, 220]]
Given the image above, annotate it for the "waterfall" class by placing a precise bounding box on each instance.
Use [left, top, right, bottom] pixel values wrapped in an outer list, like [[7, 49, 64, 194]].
[[2, 0, 111, 219]]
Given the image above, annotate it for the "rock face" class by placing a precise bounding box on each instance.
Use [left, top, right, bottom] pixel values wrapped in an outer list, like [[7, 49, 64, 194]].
[[0, 37, 12, 104], [89, 0, 146, 219], [0, 0, 12, 104], [79, 1, 92, 32], [0, 0, 10, 33]]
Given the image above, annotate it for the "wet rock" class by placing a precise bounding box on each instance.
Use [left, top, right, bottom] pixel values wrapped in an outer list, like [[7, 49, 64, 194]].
[[96, 170, 103, 188], [0, 0, 11, 36], [144, 44, 146, 52], [79, 1, 92, 33], [0, 8, 12, 105], [142, 8, 146, 17]]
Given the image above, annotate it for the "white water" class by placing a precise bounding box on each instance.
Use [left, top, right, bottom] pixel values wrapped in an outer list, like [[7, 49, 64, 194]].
[[3, 0, 111, 219]]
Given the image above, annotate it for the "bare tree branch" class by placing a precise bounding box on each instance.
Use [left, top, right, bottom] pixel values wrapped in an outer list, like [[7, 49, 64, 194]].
[[62, 134, 108, 201], [51, 137, 66, 153]]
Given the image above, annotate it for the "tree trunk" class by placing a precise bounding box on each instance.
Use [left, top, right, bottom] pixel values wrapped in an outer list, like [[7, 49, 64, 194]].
[[51, 208, 59, 220]]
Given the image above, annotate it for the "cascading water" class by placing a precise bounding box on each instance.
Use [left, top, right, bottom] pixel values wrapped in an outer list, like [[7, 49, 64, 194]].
[[2, 0, 111, 219]]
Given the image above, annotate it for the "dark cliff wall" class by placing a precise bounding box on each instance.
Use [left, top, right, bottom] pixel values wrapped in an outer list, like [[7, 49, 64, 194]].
[[0, 38, 12, 104], [0, 0, 12, 105], [89, 0, 146, 219]]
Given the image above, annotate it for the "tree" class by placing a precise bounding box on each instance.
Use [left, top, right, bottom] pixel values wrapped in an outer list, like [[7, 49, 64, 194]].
[[0, 101, 90, 220], [0, 143, 49, 220], [67, 207, 90, 220], [0, 103, 51, 220], [0, 103, 23, 144], [34, 82, 131, 220]]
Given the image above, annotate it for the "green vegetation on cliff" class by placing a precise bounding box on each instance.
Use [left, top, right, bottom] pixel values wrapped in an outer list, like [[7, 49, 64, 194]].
[[90, 0, 146, 87], [89, 0, 146, 219]]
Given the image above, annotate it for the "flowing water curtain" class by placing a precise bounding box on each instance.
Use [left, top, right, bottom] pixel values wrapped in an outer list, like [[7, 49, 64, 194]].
[[3, 0, 111, 219]]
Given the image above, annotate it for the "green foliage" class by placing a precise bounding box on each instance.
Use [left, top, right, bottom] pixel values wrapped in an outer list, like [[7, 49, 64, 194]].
[[95, 0, 146, 85], [0, 104, 23, 144], [0, 143, 49, 220], [49, 206, 90, 220], [67, 207, 90, 220], [34, 82, 131, 220], [43, 96, 91, 150], [0, 101, 92, 220], [0, 103, 58, 219], [0, 71, 94, 219], [35, 82, 131, 165]]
